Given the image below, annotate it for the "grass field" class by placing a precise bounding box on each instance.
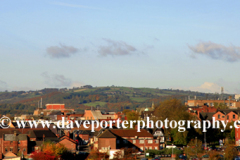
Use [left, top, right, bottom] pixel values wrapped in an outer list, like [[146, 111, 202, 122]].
[[73, 88, 88, 92]]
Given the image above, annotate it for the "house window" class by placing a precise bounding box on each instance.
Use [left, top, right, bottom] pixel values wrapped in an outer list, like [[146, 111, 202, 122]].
[[149, 147, 152, 150], [148, 140, 153, 144], [155, 140, 159, 144], [222, 116, 225, 118], [18, 141, 20, 144], [10, 148, 13, 151], [18, 148, 20, 152], [227, 115, 229, 120], [155, 147, 158, 150], [5, 148, 8, 152], [117, 140, 120, 144], [23, 148, 26, 151], [233, 115, 236, 119], [218, 114, 220, 119], [133, 140, 136, 144], [139, 140, 144, 144]]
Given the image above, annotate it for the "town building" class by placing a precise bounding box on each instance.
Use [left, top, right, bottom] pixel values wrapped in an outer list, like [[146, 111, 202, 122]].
[[186, 99, 240, 108], [33, 104, 74, 116], [83, 110, 119, 121], [58, 136, 77, 151], [97, 129, 160, 152]]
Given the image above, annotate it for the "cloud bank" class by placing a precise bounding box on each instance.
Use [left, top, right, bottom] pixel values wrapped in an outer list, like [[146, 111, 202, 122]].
[[189, 82, 222, 93], [46, 44, 79, 58], [188, 41, 240, 62], [98, 39, 137, 56]]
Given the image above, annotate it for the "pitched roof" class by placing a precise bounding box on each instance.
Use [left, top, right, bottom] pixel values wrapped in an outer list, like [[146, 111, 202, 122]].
[[90, 110, 116, 120], [98, 129, 153, 138], [33, 130, 56, 138], [59, 136, 76, 144], [98, 130, 116, 138], [200, 112, 216, 120], [28, 130, 36, 138], [218, 109, 240, 114], [17, 134, 28, 140], [77, 130, 95, 137], [110, 129, 153, 137], [4, 151, 17, 158], [0, 130, 21, 137]]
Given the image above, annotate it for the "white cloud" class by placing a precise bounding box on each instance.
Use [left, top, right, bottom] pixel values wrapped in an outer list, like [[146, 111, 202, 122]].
[[188, 41, 240, 62], [189, 82, 222, 93]]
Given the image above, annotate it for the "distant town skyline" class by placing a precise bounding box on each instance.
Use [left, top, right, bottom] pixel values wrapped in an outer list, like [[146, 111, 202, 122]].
[[1, 0, 240, 94]]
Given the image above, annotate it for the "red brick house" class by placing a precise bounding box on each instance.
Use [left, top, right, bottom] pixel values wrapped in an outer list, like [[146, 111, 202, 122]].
[[213, 111, 226, 121], [1, 132, 28, 156], [97, 129, 159, 152], [188, 105, 217, 113], [58, 136, 76, 151], [213, 111, 238, 122]]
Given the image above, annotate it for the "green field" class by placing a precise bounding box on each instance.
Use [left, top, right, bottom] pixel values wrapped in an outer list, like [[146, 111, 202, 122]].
[[130, 97, 151, 102]]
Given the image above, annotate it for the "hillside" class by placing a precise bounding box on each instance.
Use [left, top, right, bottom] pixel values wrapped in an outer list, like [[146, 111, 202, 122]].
[[0, 86, 232, 116]]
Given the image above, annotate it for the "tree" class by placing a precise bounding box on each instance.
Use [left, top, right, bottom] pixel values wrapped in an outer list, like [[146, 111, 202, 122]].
[[126, 111, 138, 121], [224, 144, 238, 160], [184, 139, 203, 158], [154, 99, 195, 145], [122, 109, 131, 115], [30, 151, 56, 160], [125, 111, 139, 128], [31, 141, 73, 160], [154, 99, 192, 121], [88, 150, 98, 159], [214, 102, 228, 109], [208, 150, 222, 160]]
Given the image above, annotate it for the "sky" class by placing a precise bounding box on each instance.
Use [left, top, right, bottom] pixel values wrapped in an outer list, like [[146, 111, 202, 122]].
[[0, 0, 240, 94]]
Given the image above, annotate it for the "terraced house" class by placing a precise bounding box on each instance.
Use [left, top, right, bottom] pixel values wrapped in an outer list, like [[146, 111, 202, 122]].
[[96, 129, 160, 152]]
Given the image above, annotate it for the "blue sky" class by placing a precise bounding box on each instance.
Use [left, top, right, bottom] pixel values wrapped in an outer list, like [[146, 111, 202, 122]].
[[0, 0, 240, 94]]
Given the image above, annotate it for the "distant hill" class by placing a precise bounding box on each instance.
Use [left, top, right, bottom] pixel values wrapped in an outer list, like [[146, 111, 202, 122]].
[[0, 86, 232, 116]]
